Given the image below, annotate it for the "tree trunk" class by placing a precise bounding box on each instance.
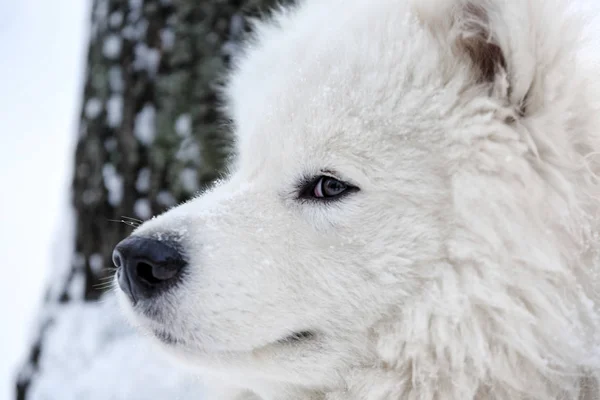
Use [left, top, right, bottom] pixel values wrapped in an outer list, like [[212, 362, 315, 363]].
[[15, 0, 286, 399]]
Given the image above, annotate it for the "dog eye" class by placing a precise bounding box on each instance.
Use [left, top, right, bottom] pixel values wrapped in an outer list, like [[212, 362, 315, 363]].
[[314, 177, 348, 198], [299, 175, 358, 201]]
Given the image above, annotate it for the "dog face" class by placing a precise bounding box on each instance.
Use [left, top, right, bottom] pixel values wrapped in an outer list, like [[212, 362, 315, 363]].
[[114, 0, 599, 394], [116, 28, 452, 382]]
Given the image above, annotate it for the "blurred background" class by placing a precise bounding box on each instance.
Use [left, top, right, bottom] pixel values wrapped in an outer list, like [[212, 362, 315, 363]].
[[0, 1, 287, 399]]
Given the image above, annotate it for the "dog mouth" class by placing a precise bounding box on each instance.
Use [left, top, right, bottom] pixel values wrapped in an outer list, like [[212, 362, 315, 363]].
[[276, 331, 316, 345], [149, 328, 316, 354]]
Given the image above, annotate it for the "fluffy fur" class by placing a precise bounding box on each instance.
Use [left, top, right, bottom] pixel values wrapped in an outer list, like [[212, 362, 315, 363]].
[[116, 0, 600, 398]]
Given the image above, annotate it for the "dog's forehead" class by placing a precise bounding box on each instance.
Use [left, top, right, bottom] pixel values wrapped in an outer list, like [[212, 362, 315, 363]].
[[233, 112, 369, 182], [229, 68, 374, 176], [231, 53, 376, 149], [225, 1, 450, 170], [223, 0, 458, 182]]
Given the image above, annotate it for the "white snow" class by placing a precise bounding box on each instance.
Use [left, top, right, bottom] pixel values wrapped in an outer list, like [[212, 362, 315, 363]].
[[160, 28, 176, 50], [175, 113, 192, 137], [102, 163, 124, 206], [135, 167, 151, 193], [157, 191, 177, 207], [176, 139, 201, 162], [107, 94, 123, 127], [180, 168, 199, 193], [129, 0, 143, 10], [134, 198, 152, 220], [133, 43, 161, 76], [230, 13, 245, 37], [109, 11, 124, 28], [223, 14, 246, 58], [27, 296, 207, 400], [67, 271, 86, 300], [108, 65, 123, 92], [89, 253, 104, 275], [84, 97, 103, 119], [103, 34, 122, 59], [134, 104, 156, 145], [91, 0, 109, 40], [47, 207, 77, 302], [0, 0, 89, 398], [122, 19, 148, 41]]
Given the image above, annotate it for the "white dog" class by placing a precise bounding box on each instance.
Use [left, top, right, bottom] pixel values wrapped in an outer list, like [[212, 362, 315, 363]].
[[113, 0, 600, 398]]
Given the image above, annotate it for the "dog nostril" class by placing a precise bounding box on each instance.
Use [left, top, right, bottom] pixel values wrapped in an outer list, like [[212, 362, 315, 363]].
[[136, 262, 163, 285], [113, 236, 187, 303]]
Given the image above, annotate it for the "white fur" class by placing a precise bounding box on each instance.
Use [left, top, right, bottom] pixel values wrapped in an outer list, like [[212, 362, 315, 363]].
[[116, 0, 600, 398]]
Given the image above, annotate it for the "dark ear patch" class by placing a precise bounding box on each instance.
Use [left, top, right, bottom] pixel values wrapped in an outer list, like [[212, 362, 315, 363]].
[[414, 0, 537, 116], [456, 3, 507, 84]]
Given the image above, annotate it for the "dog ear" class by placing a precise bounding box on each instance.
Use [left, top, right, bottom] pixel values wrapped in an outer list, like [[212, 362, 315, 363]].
[[414, 0, 529, 109], [454, 3, 506, 85]]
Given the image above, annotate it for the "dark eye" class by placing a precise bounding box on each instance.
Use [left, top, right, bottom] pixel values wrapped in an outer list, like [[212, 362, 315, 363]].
[[299, 175, 358, 201]]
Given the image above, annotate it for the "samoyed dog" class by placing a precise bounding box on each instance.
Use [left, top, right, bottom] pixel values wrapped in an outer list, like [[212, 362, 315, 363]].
[[113, 0, 600, 398]]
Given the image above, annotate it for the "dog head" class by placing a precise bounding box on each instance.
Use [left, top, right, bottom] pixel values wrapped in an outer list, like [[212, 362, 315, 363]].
[[114, 0, 600, 395]]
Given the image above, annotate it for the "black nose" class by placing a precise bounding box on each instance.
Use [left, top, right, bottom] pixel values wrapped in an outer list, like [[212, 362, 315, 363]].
[[113, 236, 186, 304]]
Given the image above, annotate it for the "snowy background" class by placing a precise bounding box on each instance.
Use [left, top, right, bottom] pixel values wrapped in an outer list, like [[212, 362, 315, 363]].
[[0, 1, 208, 399], [0, 1, 89, 398], [0, 1, 211, 398]]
